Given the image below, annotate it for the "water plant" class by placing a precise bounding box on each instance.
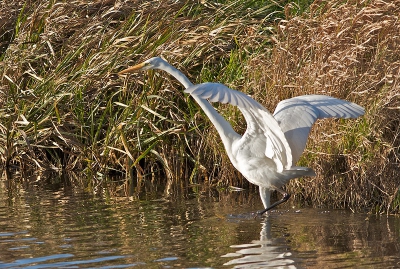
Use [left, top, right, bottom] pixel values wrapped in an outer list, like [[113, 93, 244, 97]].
[[0, 0, 398, 213]]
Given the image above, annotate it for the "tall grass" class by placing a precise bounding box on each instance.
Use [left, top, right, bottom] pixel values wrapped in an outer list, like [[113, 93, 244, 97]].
[[0, 0, 398, 213]]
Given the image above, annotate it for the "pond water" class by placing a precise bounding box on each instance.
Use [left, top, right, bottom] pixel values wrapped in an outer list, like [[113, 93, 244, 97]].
[[0, 179, 399, 268]]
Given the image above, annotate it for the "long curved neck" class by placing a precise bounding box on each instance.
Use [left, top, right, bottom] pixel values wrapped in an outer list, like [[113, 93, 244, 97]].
[[158, 62, 193, 88], [157, 63, 240, 153]]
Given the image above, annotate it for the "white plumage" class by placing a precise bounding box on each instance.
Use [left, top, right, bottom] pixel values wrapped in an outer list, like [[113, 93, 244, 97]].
[[119, 57, 365, 215]]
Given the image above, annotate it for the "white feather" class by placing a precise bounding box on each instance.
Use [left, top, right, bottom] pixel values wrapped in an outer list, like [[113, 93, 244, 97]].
[[273, 95, 364, 163], [127, 57, 365, 212]]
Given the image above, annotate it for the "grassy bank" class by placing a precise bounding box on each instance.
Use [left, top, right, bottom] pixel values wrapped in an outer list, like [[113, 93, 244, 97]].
[[1, 0, 399, 213]]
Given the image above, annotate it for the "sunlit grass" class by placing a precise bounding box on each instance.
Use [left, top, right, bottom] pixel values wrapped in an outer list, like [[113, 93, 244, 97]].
[[0, 0, 398, 213]]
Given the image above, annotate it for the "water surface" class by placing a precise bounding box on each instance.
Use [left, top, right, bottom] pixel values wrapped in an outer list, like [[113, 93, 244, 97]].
[[0, 179, 399, 268]]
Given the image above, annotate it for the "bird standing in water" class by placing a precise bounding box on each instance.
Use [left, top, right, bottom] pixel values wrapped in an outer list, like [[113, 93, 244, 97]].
[[119, 57, 364, 215]]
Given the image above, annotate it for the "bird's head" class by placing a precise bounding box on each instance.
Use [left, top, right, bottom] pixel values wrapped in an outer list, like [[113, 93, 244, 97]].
[[118, 57, 167, 75]]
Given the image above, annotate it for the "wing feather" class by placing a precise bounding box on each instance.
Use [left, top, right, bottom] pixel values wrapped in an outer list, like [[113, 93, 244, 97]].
[[208, 89, 220, 102], [273, 95, 364, 163], [185, 82, 292, 171], [221, 89, 230, 103], [185, 82, 264, 109]]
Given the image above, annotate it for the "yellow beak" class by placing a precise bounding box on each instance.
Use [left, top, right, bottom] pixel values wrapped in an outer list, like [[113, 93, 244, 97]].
[[118, 62, 146, 75]]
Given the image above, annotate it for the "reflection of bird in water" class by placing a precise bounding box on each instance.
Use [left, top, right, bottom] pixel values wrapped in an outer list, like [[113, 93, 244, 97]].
[[119, 57, 365, 215], [222, 218, 295, 267]]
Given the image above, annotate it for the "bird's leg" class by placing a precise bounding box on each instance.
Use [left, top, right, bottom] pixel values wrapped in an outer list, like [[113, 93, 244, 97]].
[[257, 188, 291, 216]]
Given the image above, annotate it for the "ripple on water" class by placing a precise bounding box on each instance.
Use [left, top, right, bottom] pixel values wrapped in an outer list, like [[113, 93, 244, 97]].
[[0, 181, 400, 268]]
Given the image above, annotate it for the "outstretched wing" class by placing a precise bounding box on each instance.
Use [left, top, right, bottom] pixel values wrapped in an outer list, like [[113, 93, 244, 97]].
[[184, 82, 264, 110], [273, 95, 365, 163], [185, 82, 292, 171]]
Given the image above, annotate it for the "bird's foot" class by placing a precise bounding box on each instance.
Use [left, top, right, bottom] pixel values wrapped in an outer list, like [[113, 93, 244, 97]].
[[253, 210, 268, 219]]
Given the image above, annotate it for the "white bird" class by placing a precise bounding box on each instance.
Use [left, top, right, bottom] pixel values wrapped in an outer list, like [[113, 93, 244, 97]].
[[119, 57, 365, 215]]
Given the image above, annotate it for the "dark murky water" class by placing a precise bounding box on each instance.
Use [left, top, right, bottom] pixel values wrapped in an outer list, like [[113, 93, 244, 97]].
[[0, 179, 399, 268]]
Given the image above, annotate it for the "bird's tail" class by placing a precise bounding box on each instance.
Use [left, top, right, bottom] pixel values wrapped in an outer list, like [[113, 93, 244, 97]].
[[282, 166, 316, 178]]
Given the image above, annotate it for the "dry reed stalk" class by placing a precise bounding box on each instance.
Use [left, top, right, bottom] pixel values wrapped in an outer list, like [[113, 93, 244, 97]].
[[245, 0, 399, 212], [0, 0, 398, 212], [1, 0, 282, 182]]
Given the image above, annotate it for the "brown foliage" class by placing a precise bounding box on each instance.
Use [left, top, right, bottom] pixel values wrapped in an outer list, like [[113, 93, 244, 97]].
[[246, 0, 400, 212], [0, 0, 398, 212]]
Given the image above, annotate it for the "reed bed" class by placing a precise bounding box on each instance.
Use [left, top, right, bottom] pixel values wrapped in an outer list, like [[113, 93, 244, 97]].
[[0, 0, 398, 213]]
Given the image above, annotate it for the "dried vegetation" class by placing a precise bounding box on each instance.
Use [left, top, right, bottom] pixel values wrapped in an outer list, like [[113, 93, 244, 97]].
[[258, 0, 400, 213], [0, 0, 398, 213]]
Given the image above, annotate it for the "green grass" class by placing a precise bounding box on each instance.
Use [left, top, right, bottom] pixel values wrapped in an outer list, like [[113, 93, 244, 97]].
[[0, 0, 399, 213]]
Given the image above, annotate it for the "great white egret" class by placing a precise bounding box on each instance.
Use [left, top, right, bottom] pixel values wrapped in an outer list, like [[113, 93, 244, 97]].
[[119, 57, 365, 215]]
